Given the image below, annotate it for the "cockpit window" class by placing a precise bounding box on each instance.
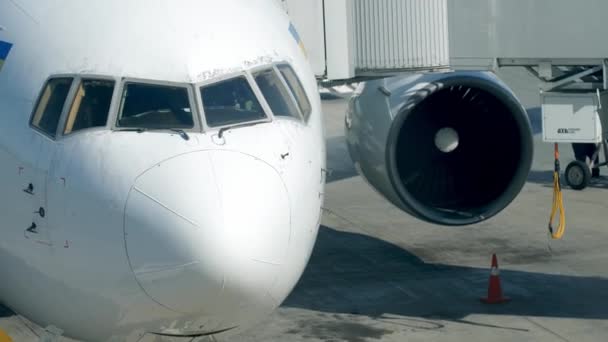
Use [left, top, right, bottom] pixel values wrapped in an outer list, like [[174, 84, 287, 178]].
[[117, 83, 194, 129], [254, 68, 301, 119], [31, 77, 73, 138], [64, 79, 114, 135], [200, 76, 267, 127], [277, 64, 312, 121]]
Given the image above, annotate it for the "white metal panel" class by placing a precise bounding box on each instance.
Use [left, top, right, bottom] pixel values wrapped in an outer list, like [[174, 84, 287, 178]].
[[353, 0, 450, 72], [325, 0, 356, 80], [542, 93, 603, 143], [449, 0, 608, 69], [282, 0, 326, 76]]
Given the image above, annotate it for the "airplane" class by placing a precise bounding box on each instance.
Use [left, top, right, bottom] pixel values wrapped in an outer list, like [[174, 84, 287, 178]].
[[0, 0, 533, 341]]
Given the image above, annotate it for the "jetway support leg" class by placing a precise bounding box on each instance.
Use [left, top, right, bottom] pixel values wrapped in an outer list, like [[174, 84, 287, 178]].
[[516, 60, 608, 92], [538, 66, 603, 92]]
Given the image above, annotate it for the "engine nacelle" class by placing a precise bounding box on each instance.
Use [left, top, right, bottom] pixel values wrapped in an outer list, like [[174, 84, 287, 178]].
[[345, 72, 534, 226]]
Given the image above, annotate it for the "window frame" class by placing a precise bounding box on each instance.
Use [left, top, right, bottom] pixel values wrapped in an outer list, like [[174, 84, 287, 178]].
[[29, 74, 124, 141], [275, 62, 313, 123], [249, 64, 304, 123], [61, 75, 119, 137], [113, 77, 202, 132], [196, 70, 273, 132], [29, 75, 76, 140]]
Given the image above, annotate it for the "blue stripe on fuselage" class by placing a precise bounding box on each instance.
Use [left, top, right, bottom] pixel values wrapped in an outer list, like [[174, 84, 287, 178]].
[[0, 41, 13, 60]]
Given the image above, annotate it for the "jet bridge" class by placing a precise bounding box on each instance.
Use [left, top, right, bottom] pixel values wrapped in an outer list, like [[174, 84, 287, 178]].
[[281, 0, 451, 81], [282, 0, 608, 88], [283, 0, 608, 139]]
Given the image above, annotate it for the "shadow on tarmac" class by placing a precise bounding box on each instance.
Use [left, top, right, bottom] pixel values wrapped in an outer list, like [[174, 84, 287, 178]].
[[326, 136, 358, 183], [285, 226, 608, 322]]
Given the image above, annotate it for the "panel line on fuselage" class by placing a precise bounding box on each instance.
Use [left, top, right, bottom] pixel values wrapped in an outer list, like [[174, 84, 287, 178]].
[[132, 186, 200, 228]]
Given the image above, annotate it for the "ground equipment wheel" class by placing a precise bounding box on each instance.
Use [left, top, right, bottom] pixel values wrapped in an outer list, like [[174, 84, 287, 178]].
[[565, 160, 591, 190]]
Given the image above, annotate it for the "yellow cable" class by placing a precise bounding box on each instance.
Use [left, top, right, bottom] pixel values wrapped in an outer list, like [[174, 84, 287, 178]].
[[548, 144, 566, 239], [0, 329, 12, 342]]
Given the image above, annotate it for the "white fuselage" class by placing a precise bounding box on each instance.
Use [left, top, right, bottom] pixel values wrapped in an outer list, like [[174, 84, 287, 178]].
[[0, 1, 325, 340]]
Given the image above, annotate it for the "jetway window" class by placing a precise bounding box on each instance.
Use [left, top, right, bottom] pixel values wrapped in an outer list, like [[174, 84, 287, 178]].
[[31, 77, 73, 138], [64, 79, 114, 135], [254, 68, 301, 119], [117, 83, 194, 129], [201, 76, 267, 127], [277, 64, 311, 121]]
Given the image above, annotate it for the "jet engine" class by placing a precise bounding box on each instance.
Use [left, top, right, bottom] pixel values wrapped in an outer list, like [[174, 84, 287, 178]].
[[345, 71, 534, 226]]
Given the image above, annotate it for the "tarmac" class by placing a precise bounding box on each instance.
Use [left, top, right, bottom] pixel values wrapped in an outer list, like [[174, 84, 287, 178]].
[[3, 68, 608, 341]]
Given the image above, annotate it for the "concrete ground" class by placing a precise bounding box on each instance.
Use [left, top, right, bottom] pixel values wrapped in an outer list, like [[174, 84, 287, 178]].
[[3, 68, 608, 341]]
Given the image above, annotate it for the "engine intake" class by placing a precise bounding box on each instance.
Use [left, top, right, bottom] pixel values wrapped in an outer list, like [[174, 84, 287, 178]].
[[346, 72, 533, 226]]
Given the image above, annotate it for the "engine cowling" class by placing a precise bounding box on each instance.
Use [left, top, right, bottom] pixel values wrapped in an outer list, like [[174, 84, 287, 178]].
[[345, 71, 534, 226]]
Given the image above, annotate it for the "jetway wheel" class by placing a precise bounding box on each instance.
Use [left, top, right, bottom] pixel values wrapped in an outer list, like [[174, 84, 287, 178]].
[[565, 160, 591, 190]]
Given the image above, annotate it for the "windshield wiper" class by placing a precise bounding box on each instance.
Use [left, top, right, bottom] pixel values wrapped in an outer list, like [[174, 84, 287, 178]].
[[114, 127, 190, 141], [218, 121, 266, 138], [169, 129, 190, 141]]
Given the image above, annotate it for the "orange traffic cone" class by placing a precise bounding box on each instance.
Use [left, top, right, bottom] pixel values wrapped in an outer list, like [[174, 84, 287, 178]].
[[481, 254, 510, 304]]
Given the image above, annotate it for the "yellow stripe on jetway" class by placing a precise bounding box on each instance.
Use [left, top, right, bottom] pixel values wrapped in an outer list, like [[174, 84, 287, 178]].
[[0, 329, 12, 342]]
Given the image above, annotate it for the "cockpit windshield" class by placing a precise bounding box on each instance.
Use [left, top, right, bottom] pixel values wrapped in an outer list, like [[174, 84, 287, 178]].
[[200, 76, 267, 128], [30, 63, 309, 138], [254, 68, 300, 119], [117, 82, 194, 129]]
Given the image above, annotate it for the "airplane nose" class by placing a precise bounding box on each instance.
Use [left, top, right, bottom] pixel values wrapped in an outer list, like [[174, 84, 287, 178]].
[[124, 150, 291, 321]]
